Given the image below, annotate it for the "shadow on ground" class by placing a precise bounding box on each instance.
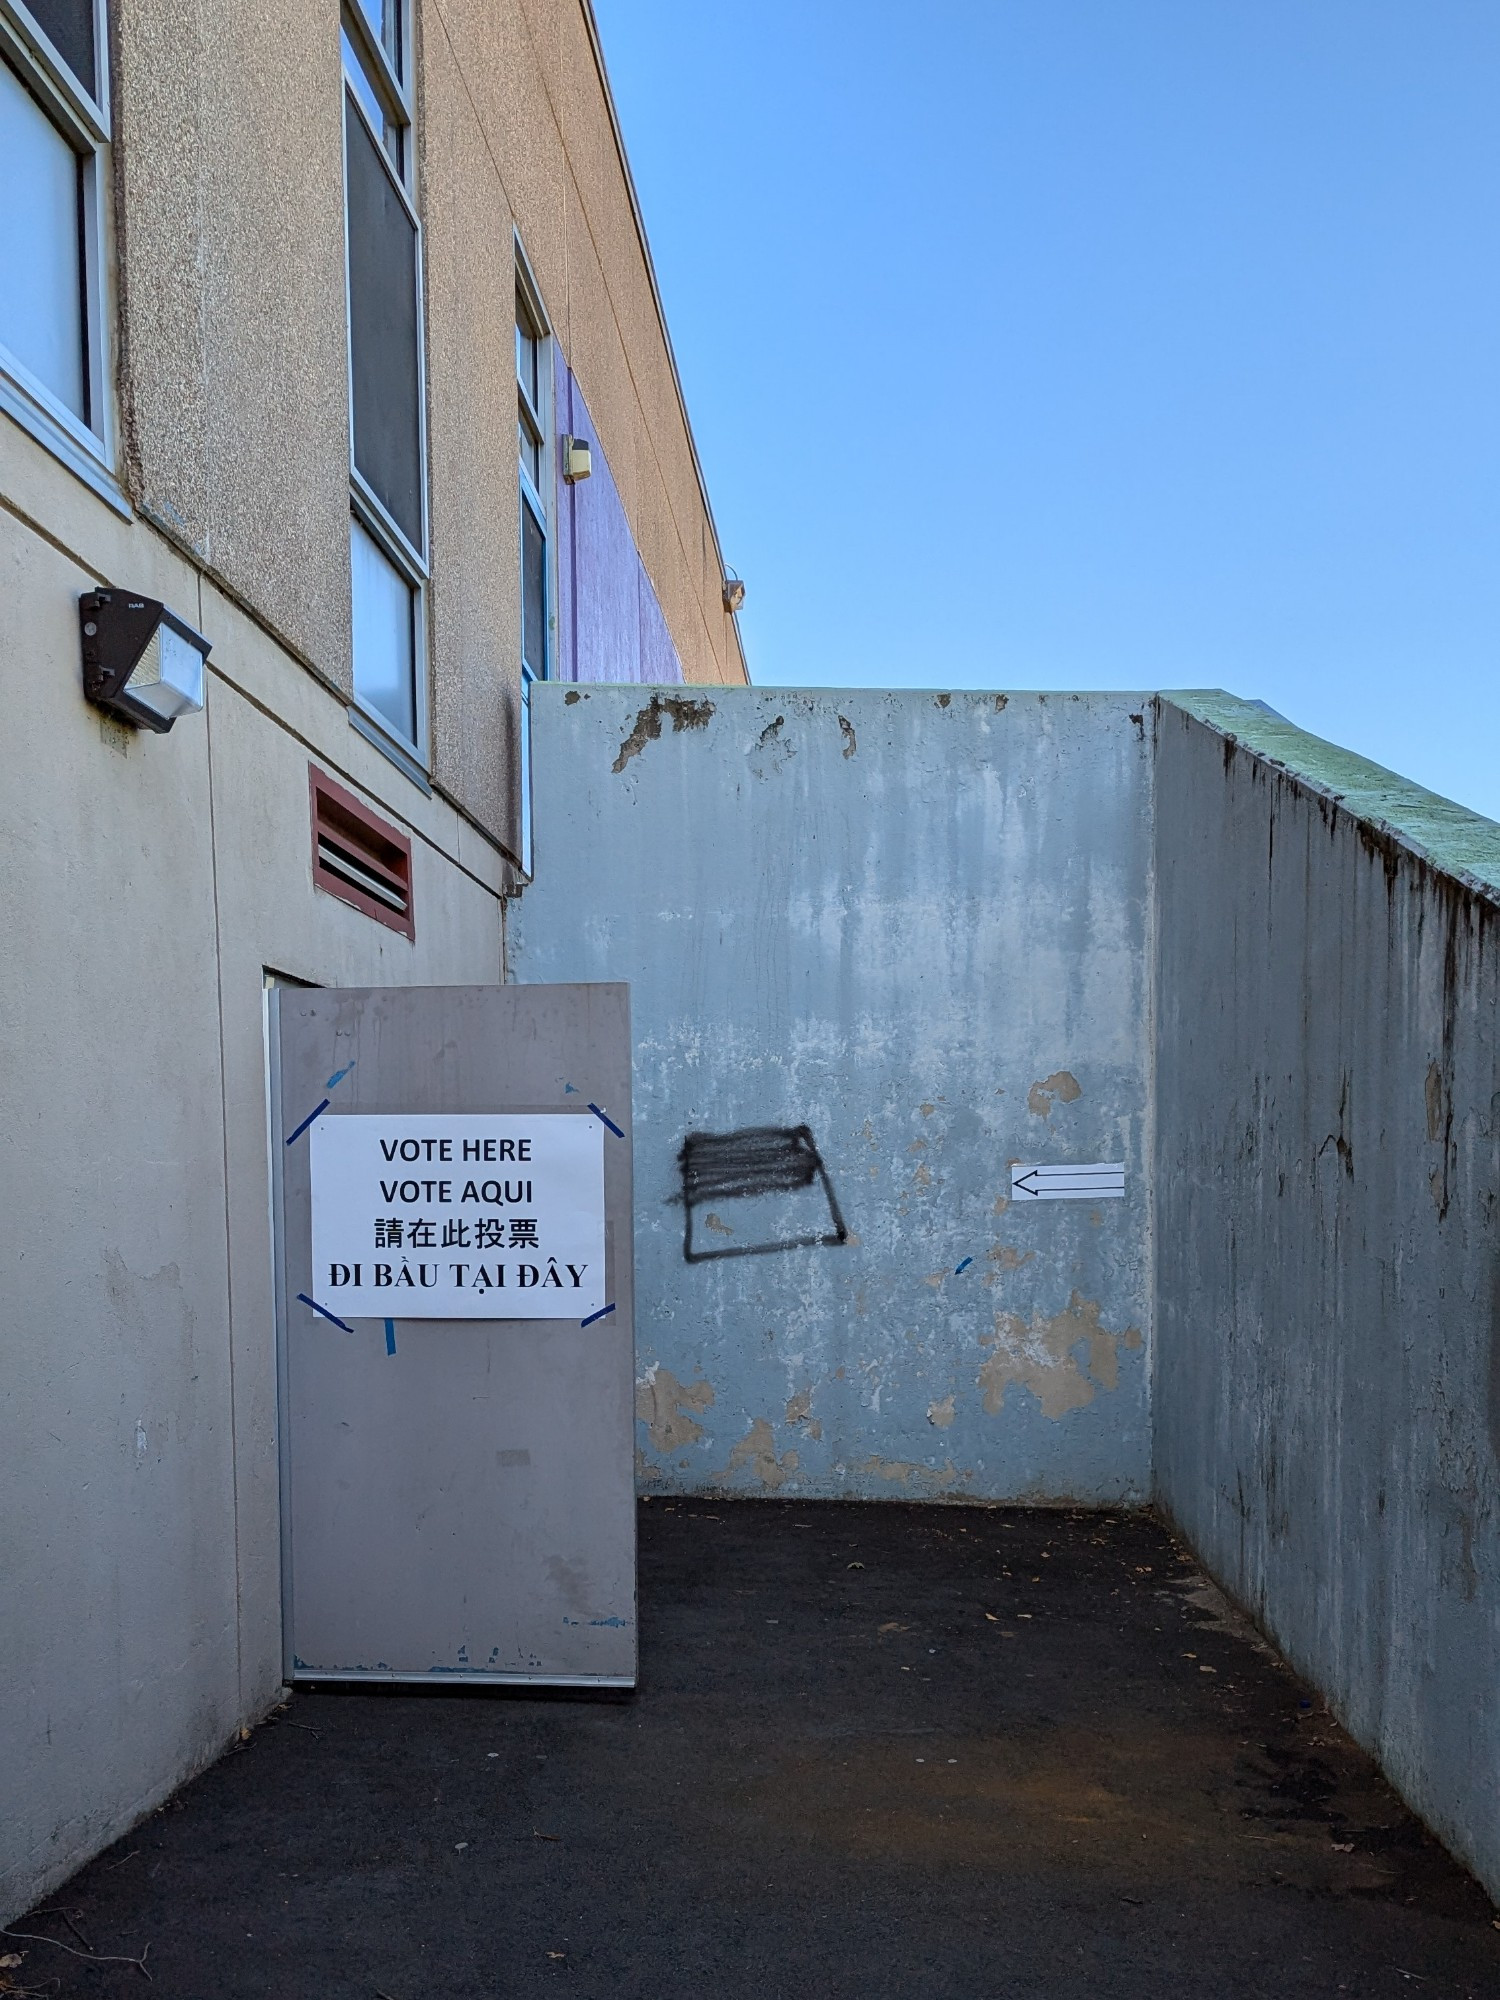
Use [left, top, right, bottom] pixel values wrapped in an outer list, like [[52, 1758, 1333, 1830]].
[[10, 1502, 1500, 1997]]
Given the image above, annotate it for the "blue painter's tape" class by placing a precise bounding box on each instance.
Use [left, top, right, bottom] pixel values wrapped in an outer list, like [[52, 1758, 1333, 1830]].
[[587, 1102, 624, 1138], [580, 1302, 616, 1328], [326, 1061, 356, 1090], [955, 1256, 973, 1275], [284, 1099, 330, 1146], [384, 1319, 396, 1356], [564, 1082, 578, 1094], [589, 1615, 631, 1628], [297, 1292, 353, 1332]]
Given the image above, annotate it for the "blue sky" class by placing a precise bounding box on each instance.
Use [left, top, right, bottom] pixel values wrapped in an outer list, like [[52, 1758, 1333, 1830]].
[[593, 1, 1500, 818]]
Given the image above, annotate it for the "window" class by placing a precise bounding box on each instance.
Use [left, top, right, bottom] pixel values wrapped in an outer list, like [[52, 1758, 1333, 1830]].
[[341, 0, 428, 767], [0, 0, 117, 504], [516, 260, 551, 682]]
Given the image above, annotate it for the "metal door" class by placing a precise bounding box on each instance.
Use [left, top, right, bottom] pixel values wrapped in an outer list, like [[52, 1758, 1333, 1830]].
[[271, 983, 635, 1686]]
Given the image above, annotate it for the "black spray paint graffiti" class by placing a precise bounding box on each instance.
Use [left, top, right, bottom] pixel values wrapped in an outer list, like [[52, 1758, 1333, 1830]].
[[677, 1126, 848, 1263]]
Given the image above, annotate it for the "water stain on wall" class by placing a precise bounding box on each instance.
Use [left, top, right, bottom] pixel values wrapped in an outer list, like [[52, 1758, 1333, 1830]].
[[979, 1293, 1143, 1420], [636, 1365, 715, 1452]]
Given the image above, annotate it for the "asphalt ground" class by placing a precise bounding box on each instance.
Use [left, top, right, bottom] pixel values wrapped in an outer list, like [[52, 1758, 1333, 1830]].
[[10, 1500, 1500, 1998]]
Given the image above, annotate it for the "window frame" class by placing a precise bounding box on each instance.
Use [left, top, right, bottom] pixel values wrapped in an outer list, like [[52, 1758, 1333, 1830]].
[[340, 2, 431, 778], [515, 237, 553, 683], [516, 660, 535, 879], [0, 0, 124, 514]]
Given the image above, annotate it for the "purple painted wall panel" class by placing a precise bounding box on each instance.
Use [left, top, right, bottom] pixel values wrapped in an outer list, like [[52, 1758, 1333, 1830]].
[[553, 353, 684, 686]]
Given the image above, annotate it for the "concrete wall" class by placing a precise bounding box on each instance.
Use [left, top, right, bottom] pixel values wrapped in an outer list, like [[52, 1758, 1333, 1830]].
[[1153, 693, 1500, 1903], [510, 686, 1154, 1502], [0, 423, 504, 1923]]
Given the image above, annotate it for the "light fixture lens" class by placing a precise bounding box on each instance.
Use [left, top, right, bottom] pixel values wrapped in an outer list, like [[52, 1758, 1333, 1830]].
[[128, 620, 206, 723]]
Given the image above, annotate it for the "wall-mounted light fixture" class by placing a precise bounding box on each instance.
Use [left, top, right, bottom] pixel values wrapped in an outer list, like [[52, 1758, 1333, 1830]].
[[722, 572, 746, 614], [561, 435, 592, 483], [79, 591, 211, 733]]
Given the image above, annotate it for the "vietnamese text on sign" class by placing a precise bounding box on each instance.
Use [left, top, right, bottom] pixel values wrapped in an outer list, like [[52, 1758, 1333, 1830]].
[[309, 1113, 607, 1318]]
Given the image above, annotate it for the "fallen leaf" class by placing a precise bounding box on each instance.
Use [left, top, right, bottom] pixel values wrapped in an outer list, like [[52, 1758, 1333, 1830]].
[[547, 1951, 566, 1960], [0, 1954, 22, 1969], [1331, 1842, 1354, 1853], [984, 1613, 998, 1623], [847, 1561, 864, 1570]]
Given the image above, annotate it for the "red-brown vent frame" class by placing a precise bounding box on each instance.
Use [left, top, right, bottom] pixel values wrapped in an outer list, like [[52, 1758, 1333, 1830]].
[[309, 766, 415, 940]]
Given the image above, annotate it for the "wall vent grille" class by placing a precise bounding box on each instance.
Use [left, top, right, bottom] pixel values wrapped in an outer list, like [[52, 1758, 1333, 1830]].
[[309, 766, 415, 940]]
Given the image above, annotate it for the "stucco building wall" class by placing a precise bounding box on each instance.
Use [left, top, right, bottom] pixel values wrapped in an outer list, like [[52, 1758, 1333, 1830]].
[[111, 0, 745, 848], [0, 425, 505, 1920]]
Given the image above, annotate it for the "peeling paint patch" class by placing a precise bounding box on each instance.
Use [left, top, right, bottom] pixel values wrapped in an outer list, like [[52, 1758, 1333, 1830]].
[[636, 1366, 715, 1452], [1027, 1071, 1083, 1118], [747, 714, 795, 778], [702, 1210, 733, 1236], [611, 693, 715, 772], [928, 1394, 956, 1429], [725, 1418, 799, 1489], [988, 1244, 1036, 1271], [979, 1293, 1142, 1420], [838, 714, 857, 758], [857, 1453, 958, 1489], [785, 1389, 813, 1427]]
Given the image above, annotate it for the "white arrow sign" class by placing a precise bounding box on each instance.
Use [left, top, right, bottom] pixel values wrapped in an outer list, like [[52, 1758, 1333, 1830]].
[[1011, 1161, 1125, 1202]]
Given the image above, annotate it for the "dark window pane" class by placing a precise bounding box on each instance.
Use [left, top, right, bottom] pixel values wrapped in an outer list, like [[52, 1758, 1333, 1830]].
[[522, 498, 546, 678], [28, 0, 95, 98], [345, 104, 422, 551]]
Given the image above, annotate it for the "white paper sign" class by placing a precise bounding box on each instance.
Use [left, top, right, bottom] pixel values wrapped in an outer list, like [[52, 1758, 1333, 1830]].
[[1010, 1161, 1125, 1202], [309, 1113, 606, 1319]]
